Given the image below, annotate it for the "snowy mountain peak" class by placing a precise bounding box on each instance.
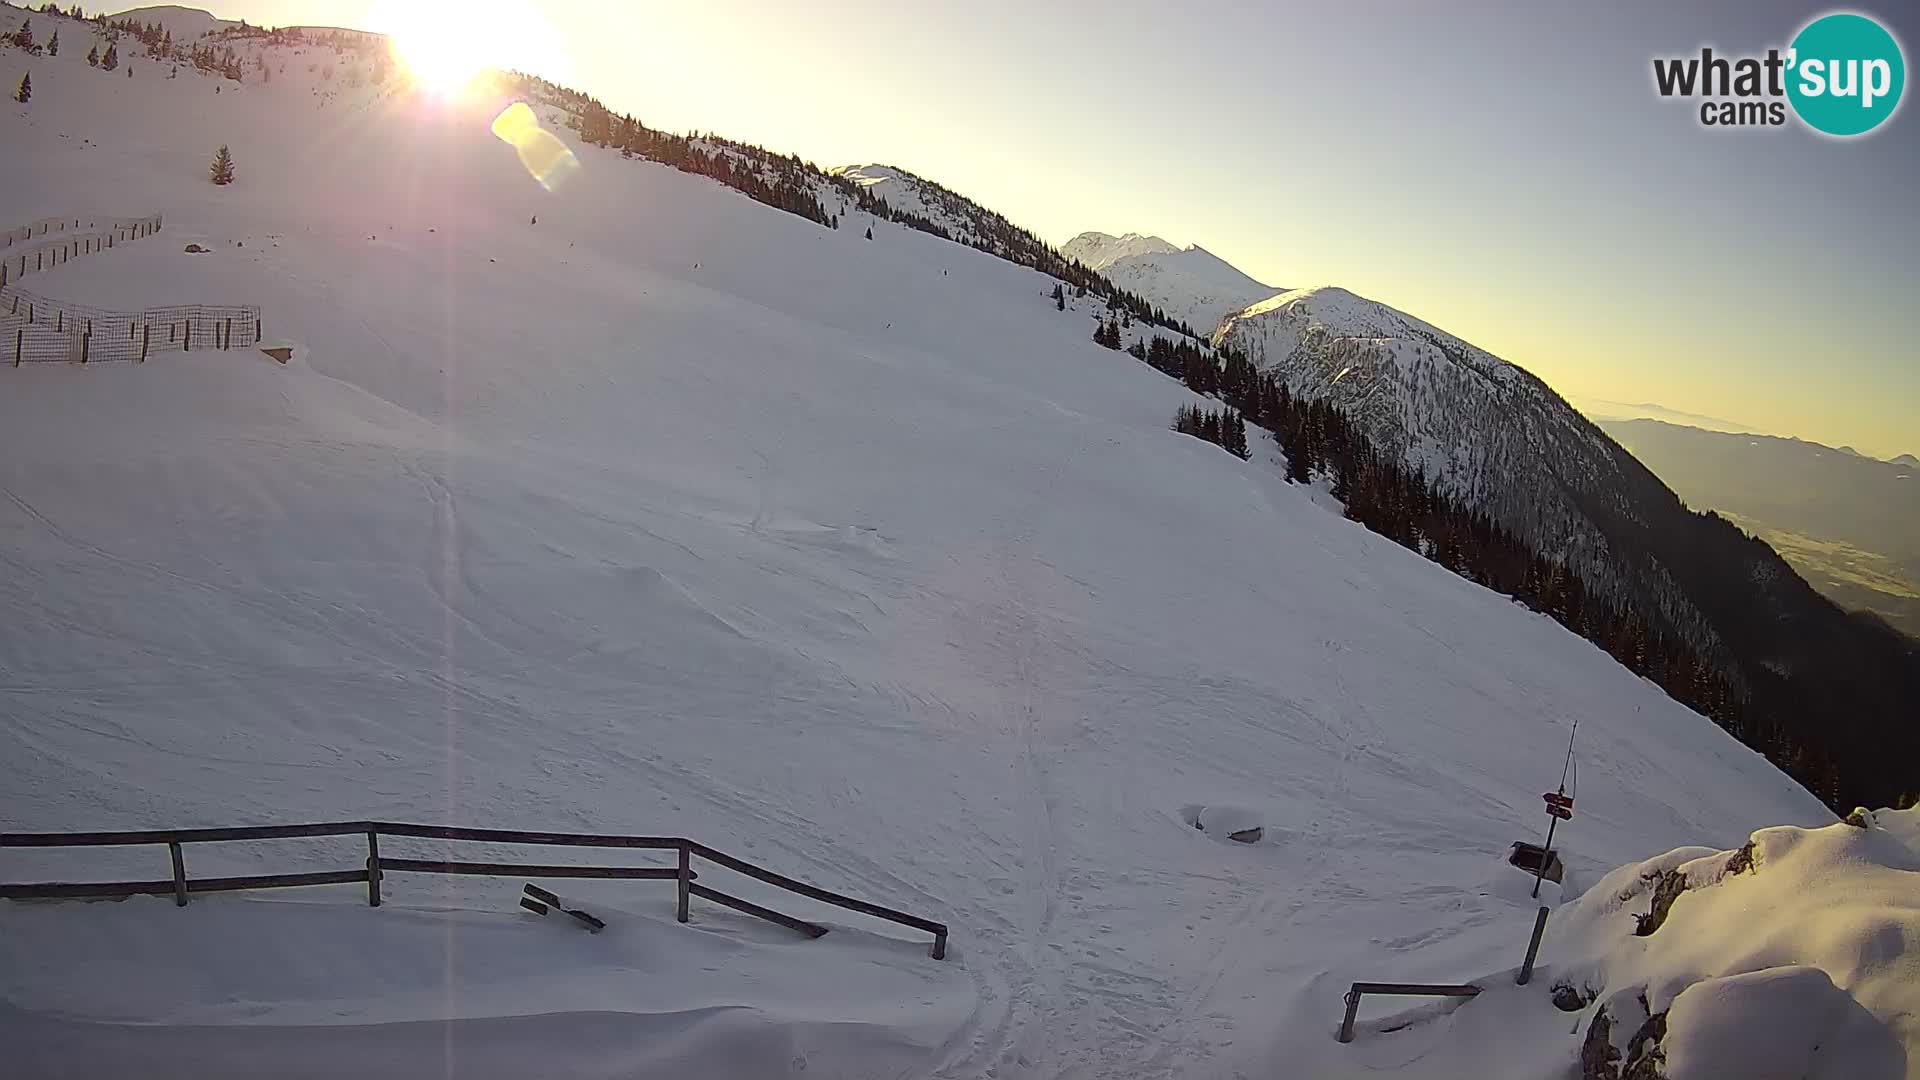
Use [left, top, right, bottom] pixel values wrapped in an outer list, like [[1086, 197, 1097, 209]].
[[828, 162, 911, 188], [1059, 231, 1182, 269], [102, 5, 234, 40], [1061, 230, 1283, 336]]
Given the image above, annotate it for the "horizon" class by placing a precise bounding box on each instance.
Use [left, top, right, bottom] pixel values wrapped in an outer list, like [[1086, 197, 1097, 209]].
[[88, 0, 1920, 459]]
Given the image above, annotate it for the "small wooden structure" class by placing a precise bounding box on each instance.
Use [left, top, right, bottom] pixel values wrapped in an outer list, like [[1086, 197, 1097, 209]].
[[1508, 841, 1563, 884]]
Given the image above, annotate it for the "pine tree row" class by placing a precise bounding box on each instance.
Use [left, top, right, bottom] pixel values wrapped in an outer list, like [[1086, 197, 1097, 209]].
[[1171, 404, 1249, 458], [1102, 325, 1859, 807]]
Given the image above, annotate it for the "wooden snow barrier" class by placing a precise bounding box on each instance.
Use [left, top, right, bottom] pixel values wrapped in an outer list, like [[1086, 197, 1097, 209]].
[[1337, 982, 1482, 1043], [0, 284, 262, 365], [0, 821, 949, 960]]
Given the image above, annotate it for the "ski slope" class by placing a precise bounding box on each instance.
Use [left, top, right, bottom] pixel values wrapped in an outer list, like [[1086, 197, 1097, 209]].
[[0, 21, 1836, 1079]]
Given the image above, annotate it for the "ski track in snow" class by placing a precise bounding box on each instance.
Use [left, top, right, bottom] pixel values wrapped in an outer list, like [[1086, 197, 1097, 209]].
[[0, 26, 1839, 1080]]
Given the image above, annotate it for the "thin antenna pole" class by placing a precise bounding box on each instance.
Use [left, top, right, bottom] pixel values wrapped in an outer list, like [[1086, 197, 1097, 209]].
[[1558, 720, 1578, 793]]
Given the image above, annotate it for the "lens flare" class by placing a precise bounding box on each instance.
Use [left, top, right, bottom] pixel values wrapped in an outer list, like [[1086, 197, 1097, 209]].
[[492, 102, 580, 191]]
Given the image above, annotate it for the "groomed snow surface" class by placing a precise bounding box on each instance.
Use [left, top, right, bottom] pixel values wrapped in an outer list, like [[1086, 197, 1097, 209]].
[[0, 18, 1878, 1079]]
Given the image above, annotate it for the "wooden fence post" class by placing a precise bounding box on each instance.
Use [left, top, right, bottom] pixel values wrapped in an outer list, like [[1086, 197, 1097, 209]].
[[366, 831, 382, 907], [168, 842, 188, 907], [140, 325, 149, 363], [224, 318, 232, 349], [13, 328, 21, 367], [676, 843, 691, 923], [80, 332, 89, 364]]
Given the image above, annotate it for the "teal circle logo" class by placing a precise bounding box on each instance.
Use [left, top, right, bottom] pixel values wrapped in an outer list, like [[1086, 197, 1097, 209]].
[[1787, 13, 1905, 135]]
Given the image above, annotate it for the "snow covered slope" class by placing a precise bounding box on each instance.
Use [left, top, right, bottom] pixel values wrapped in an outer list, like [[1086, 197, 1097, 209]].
[[0, 18, 1836, 1080], [1218, 286, 1666, 607], [102, 4, 234, 40], [1061, 230, 1282, 336]]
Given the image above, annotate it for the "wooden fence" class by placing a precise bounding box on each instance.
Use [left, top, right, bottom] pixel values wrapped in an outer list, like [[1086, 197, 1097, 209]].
[[0, 215, 163, 286], [0, 820, 948, 959], [2, 284, 263, 365]]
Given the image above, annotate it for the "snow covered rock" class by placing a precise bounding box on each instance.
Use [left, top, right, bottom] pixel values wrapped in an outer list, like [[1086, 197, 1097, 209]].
[[1553, 809, 1919, 1080]]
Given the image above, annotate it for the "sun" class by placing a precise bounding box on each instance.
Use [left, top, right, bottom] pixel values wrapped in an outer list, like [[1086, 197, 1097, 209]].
[[376, 0, 569, 97], [381, 4, 492, 95]]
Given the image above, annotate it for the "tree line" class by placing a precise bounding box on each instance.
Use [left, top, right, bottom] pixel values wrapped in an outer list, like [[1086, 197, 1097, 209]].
[[1105, 324, 1871, 808], [523, 71, 1205, 342]]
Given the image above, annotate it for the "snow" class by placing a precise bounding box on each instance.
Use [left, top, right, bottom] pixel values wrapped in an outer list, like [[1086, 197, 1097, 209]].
[[101, 4, 236, 41], [0, 17, 1857, 1079], [1061, 230, 1282, 335], [1663, 966, 1897, 1080], [1538, 809, 1919, 1078], [1059, 230, 1184, 268]]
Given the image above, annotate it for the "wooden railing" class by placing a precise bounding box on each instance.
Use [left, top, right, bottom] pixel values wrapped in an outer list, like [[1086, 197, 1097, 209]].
[[0, 821, 947, 959]]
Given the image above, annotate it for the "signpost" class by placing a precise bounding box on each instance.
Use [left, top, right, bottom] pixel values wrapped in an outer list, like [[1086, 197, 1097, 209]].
[[1532, 724, 1577, 899]]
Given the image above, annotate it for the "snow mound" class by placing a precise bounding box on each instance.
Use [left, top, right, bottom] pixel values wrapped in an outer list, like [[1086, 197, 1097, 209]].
[[1551, 808, 1919, 1079], [0, 891, 973, 1080]]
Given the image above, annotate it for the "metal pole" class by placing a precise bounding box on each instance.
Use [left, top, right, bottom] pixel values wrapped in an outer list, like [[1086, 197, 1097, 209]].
[[168, 842, 188, 907], [1516, 906, 1549, 985], [1531, 814, 1558, 899], [676, 843, 691, 923], [1338, 987, 1362, 1043], [366, 831, 382, 907]]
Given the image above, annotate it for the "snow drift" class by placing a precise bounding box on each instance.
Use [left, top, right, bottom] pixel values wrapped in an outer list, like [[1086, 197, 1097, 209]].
[[1549, 807, 1918, 1079]]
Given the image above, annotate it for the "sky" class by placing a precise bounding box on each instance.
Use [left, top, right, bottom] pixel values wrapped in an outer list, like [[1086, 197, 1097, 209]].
[[113, 0, 1919, 458]]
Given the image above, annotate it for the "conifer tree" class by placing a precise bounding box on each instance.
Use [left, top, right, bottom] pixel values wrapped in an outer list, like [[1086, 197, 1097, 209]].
[[47, 28, 57, 55], [209, 143, 235, 185], [101, 41, 116, 70], [864, 225, 873, 241], [12, 20, 30, 50], [1052, 283, 1065, 310], [13, 71, 28, 103], [87, 43, 97, 65]]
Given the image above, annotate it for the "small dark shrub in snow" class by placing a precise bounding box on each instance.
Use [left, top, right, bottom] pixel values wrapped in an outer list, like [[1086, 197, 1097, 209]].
[[210, 145, 235, 186]]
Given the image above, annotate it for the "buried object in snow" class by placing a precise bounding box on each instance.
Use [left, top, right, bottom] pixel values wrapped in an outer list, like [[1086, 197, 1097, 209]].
[[1187, 804, 1265, 844], [1509, 841, 1565, 884]]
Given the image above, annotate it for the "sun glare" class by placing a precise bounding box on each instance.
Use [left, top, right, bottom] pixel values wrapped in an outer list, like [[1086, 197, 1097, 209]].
[[374, 0, 571, 97]]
